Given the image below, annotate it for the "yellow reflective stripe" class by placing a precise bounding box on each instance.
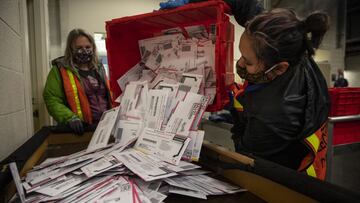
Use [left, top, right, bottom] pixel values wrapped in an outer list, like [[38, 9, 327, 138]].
[[66, 69, 83, 120], [234, 98, 243, 109], [306, 165, 317, 178], [306, 133, 320, 152]]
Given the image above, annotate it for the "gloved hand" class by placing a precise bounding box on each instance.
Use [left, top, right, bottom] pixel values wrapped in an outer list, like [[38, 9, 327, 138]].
[[68, 117, 84, 135], [159, 0, 189, 9]]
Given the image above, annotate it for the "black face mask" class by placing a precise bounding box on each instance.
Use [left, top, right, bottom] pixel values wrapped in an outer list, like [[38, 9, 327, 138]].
[[73, 48, 93, 64], [236, 62, 278, 84]]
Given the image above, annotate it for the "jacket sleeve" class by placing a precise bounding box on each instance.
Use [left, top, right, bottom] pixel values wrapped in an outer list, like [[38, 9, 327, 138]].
[[224, 0, 263, 26], [189, 0, 264, 26], [229, 108, 246, 150], [43, 66, 77, 124]]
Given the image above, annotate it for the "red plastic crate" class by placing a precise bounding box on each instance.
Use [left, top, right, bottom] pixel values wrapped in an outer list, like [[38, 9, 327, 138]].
[[105, 0, 234, 112], [329, 87, 360, 116], [333, 121, 360, 145]]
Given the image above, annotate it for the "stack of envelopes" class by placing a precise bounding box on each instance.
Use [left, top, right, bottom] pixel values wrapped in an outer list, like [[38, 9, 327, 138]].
[[10, 24, 245, 203]]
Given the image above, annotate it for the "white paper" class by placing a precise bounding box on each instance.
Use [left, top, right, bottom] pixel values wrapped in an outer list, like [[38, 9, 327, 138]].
[[117, 63, 143, 92], [134, 127, 174, 153], [179, 73, 203, 93], [9, 163, 26, 203], [133, 178, 162, 194], [87, 107, 120, 152], [165, 92, 203, 136], [133, 184, 152, 203], [139, 69, 156, 82], [113, 149, 177, 182], [28, 159, 93, 188], [188, 175, 246, 194], [164, 177, 209, 194], [155, 82, 179, 124], [138, 34, 184, 57], [120, 82, 147, 120], [192, 130, 205, 162], [34, 174, 87, 197], [114, 120, 143, 145], [63, 177, 118, 203], [161, 41, 197, 72], [185, 25, 209, 39], [56, 176, 113, 203], [135, 127, 190, 165], [169, 186, 207, 199], [97, 177, 133, 203], [144, 89, 169, 130], [191, 96, 209, 130], [205, 87, 216, 104], [163, 161, 200, 172], [81, 155, 122, 178], [143, 49, 162, 71]]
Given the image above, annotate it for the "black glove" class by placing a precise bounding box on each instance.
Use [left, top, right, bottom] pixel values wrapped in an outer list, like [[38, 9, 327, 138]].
[[68, 118, 84, 135]]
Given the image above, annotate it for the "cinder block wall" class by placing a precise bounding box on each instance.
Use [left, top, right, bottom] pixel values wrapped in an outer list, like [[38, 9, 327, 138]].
[[0, 0, 33, 160]]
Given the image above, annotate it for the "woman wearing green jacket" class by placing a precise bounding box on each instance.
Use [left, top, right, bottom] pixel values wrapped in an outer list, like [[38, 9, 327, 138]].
[[43, 29, 112, 134]]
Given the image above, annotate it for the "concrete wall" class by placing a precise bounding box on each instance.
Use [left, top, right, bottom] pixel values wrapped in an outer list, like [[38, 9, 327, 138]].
[[346, 55, 360, 87], [48, 0, 164, 60], [277, 0, 348, 87], [0, 0, 33, 160]]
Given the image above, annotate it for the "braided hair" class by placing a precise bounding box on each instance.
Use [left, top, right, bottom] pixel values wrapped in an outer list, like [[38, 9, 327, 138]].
[[245, 8, 329, 68]]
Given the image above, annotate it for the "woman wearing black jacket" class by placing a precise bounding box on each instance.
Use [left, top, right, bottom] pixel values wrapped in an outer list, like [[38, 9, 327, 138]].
[[161, 0, 330, 179]]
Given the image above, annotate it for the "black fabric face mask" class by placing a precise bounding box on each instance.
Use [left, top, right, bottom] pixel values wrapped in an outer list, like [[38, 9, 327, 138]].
[[73, 48, 93, 64], [237, 63, 278, 84]]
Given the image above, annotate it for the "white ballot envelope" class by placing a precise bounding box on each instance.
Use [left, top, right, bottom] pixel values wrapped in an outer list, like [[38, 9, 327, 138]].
[[165, 92, 203, 137], [9, 163, 26, 203], [117, 63, 143, 92], [144, 89, 169, 130], [87, 107, 120, 152], [113, 149, 178, 182], [155, 82, 179, 124], [120, 82, 147, 120], [191, 96, 209, 130], [81, 155, 122, 178], [179, 73, 203, 94], [135, 127, 190, 165], [114, 119, 143, 145], [138, 33, 184, 57], [185, 25, 209, 39]]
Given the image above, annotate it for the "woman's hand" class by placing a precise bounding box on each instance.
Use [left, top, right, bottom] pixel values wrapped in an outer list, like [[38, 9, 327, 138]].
[[68, 117, 84, 135]]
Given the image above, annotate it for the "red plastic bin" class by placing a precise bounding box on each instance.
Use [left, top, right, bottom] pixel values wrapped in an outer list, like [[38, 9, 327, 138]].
[[105, 0, 234, 112], [333, 121, 360, 145], [328, 87, 360, 116]]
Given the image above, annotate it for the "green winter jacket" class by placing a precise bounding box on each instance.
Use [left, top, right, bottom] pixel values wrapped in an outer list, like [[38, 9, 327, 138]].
[[43, 57, 110, 124]]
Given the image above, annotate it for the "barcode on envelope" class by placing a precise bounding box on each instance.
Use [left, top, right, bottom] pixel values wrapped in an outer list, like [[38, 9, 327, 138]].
[[143, 138, 157, 144]]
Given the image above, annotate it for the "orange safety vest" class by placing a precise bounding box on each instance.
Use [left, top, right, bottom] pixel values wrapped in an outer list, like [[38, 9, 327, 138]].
[[298, 123, 328, 180], [230, 82, 327, 180], [229, 82, 247, 112], [59, 68, 93, 124]]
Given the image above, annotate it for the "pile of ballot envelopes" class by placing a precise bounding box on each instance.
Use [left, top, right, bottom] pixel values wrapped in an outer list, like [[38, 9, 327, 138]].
[[10, 25, 245, 203]]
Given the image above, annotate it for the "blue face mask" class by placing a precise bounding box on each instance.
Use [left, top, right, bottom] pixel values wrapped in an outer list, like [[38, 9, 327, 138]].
[[73, 48, 93, 64]]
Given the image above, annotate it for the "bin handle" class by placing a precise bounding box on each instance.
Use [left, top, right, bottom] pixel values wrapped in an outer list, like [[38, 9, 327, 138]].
[[328, 115, 360, 123]]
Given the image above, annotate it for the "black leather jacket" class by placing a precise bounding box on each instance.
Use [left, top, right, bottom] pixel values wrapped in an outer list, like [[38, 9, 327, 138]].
[[231, 57, 329, 160], [191, 0, 330, 169]]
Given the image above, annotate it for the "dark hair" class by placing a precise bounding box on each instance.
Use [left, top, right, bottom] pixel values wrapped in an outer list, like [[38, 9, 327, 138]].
[[245, 8, 329, 68], [64, 28, 99, 68]]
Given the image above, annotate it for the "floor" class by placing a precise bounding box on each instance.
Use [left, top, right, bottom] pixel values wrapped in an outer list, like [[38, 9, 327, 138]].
[[332, 143, 360, 192]]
